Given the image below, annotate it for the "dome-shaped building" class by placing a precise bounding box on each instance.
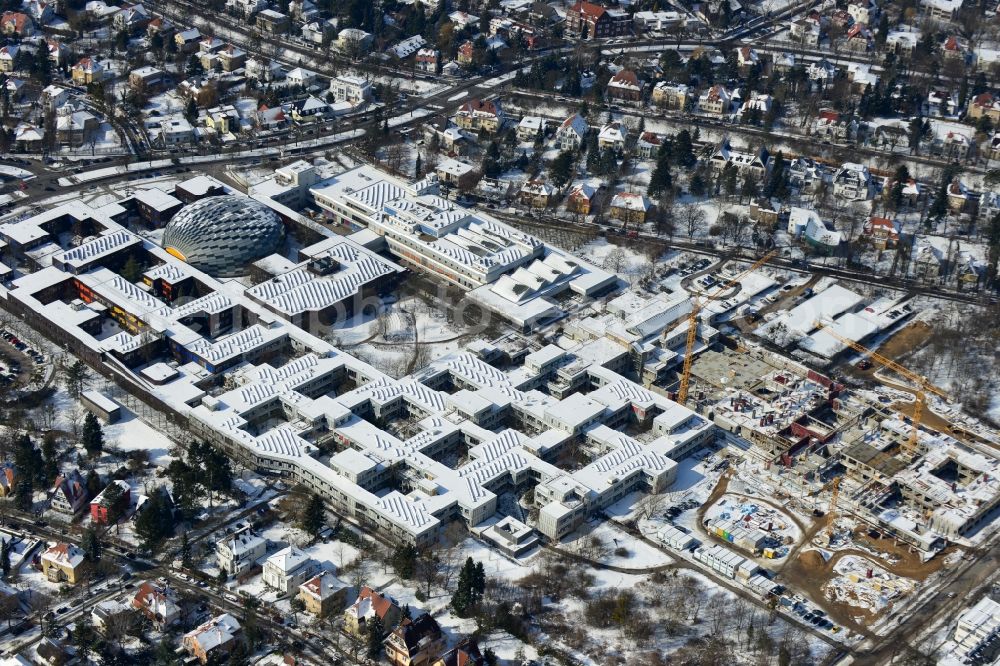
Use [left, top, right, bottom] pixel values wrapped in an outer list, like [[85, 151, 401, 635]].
[[162, 196, 286, 277]]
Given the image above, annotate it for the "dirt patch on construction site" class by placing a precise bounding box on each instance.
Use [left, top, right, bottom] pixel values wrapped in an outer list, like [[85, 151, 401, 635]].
[[696, 470, 732, 527], [870, 321, 932, 365], [849, 528, 955, 580]]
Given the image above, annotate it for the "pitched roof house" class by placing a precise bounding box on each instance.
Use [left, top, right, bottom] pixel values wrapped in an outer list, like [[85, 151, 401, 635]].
[[344, 586, 402, 636]]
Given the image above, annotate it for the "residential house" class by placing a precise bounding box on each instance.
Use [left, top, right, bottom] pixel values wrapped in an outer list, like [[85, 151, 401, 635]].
[[811, 109, 857, 142], [921, 0, 962, 21], [246, 57, 282, 83], [56, 105, 99, 147], [0, 12, 33, 37], [749, 198, 779, 225], [847, 0, 875, 25], [4, 77, 23, 102], [423, 117, 469, 156], [199, 36, 225, 54], [610, 192, 652, 224], [566, 184, 595, 215], [832, 162, 872, 201], [455, 99, 504, 134], [448, 11, 479, 29], [597, 121, 627, 152], [204, 105, 241, 136], [844, 24, 873, 52], [90, 479, 130, 525], [863, 216, 900, 249], [606, 69, 644, 103], [344, 586, 402, 637], [436, 158, 478, 189], [384, 613, 446, 666], [182, 614, 242, 664], [651, 82, 688, 110], [632, 9, 682, 32], [337, 28, 373, 54], [129, 66, 166, 92], [261, 546, 316, 594], [913, 242, 944, 279], [329, 75, 372, 105], [946, 178, 972, 213], [710, 140, 769, 178], [302, 19, 337, 45], [286, 67, 317, 89], [225, 0, 267, 18], [216, 528, 266, 576], [256, 105, 287, 130], [873, 124, 908, 151], [806, 60, 836, 89], [0, 463, 14, 497], [788, 205, 817, 237], [846, 63, 879, 92], [432, 639, 485, 666], [636, 132, 662, 159], [736, 47, 759, 72], [298, 571, 349, 618], [286, 96, 329, 122], [217, 44, 247, 72], [556, 113, 588, 151], [990, 131, 1000, 160], [113, 3, 150, 34], [92, 599, 132, 632], [516, 116, 547, 142], [256, 9, 289, 33], [565, 1, 630, 39], [789, 18, 820, 45], [132, 581, 180, 627], [773, 52, 797, 74], [35, 638, 71, 666], [886, 28, 919, 55], [737, 92, 772, 121], [803, 216, 842, 254], [416, 48, 439, 73], [159, 117, 194, 145], [941, 35, 968, 62], [925, 89, 957, 117], [49, 470, 88, 515], [518, 180, 557, 208], [23, 0, 53, 25], [980, 190, 1000, 224], [174, 28, 202, 53], [0, 46, 17, 73], [40, 543, 86, 584], [46, 39, 68, 68], [698, 85, 731, 116], [456, 40, 474, 66], [968, 93, 1000, 123], [787, 157, 824, 192], [146, 16, 174, 39], [930, 130, 970, 160], [71, 57, 103, 85]]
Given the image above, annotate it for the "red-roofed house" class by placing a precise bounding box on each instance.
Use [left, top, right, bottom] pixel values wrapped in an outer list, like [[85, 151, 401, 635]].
[[344, 586, 402, 636], [456, 41, 474, 66], [431, 639, 485, 666], [566, 183, 595, 214], [610, 192, 652, 224], [455, 98, 504, 133], [71, 57, 104, 84], [606, 69, 644, 102], [863, 216, 900, 249], [0, 12, 33, 36], [636, 132, 662, 159], [968, 93, 1000, 122], [0, 463, 15, 497], [565, 1, 630, 39], [132, 581, 181, 627]]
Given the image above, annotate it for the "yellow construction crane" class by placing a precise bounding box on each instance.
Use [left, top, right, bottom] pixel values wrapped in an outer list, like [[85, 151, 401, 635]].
[[814, 322, 948, 459], [677, 250, 778, 404]]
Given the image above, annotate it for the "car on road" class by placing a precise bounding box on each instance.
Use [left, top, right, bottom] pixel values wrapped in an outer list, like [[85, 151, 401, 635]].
[[56, 606, 68, 615]]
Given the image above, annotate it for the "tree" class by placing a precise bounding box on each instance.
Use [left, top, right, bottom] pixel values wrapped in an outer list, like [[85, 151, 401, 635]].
[[13, 479, 31, 511], [135, 489, 174, 550], [908, 115, 929, 155], [451, 557, 485, 617], [81, 412, 104, 457], [672, 129, 695, 167], [73, 613, 98, 660], [0, 539, 10, 577], [63, 360, 89, 399], [41, 433, 59, 485], [301, 492, 325, 539], [391, 544, 418, 579], [366, 613, 384, 658], [180, 532, 191, 567], [648, 153, 673, 199], [680, 204, 707, 241], [548, 150, 574, 189], [81, 526, 101, 563], [120, 254, 142, 283]]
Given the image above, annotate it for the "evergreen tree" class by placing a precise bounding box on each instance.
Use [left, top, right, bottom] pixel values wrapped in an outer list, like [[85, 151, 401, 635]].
[[120, 254, 142, 283], [673, 129, 695, 167], [367, 614, 384, 658], [81, 412, 104, 457], [415, 153, 422, 178], [14, 479, 31, 511], [0, 539, 10, 577], [81, 526, 101, 562], [473, 561, 485, 601], [41, 433, 59, 485], [73, 613, 97, 660], [647, 153, 673, 199], [391, 544, 417, 579], [451, 557, 474, 617], [85, 469, 103, 499], [181, 532, 191, 567], [548, 150, 574, 189], [301, 492, 325, 538], [135, 489, 174, 550], [764, 151, 788, 199]]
